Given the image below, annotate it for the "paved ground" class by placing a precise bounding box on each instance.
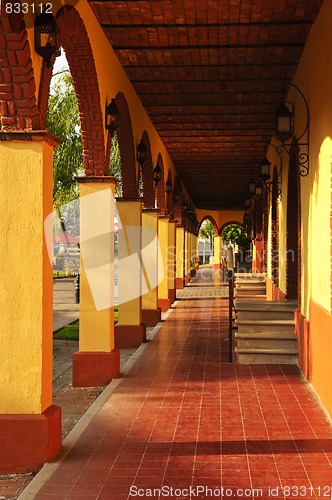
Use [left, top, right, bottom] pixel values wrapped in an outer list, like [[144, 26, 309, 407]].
[[13, 270, 332, 500], [0, 279, 137, 500]]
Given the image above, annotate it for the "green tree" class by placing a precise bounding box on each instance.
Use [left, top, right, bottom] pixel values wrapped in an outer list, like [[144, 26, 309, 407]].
[[47, 72, 83, 216], [222, 224, 249, 246], [108, 132, 122, 197]]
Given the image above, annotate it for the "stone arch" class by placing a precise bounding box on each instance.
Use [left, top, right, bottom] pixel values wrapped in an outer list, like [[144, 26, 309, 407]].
[[0, 11, 41, 130], [50, 6, 106, 175], [114, 92, 136, 197], [155, 153, 166, 214], [140, 131, 154, 208], [286, 140, 301, 301], [199, 216, 219, 236]]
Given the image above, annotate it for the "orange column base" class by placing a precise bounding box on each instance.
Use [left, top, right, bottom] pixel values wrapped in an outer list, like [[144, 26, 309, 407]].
[[184, 274, 190, 285], [176, 277, 184, 289], [168, 288, 176, 304], [0, 404, 62, 474], [142, 308, 161, 327], [72, 349, 120, 387], [114, 324, 146, 348], [213, 263, 221, 270], [158, 298, 171, 312]]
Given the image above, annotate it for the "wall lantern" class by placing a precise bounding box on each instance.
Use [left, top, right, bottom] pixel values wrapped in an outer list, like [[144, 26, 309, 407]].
[[136, 138, 147, 166], [259, 156, 271, 182], [255, 180, 263, 197], [165, 178, 172, 195], [275, 102, 294, 143], [274, 79, 310, 177], [153, 163, 162, 186], [105, 99, 119, 134], [34, 6, 60, 68], [248, 178, 256, 198]]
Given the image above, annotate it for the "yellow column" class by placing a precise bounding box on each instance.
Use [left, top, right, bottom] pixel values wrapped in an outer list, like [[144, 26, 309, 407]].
[[185, 230, 190, 284], [142, 208, 161, 326], [176, 225, 185, 289], [0, 132, 61, 474], [168, 220, 177, 303], [115, 199, 146, 347], [214, 236, 222, 270], [158, 215, 171, 311], [73, 177, 119, 387]]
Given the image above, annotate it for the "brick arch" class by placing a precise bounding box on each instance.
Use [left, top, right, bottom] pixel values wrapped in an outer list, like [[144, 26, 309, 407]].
[[166, 169, 173, 216], [0, 11, 41, 130], [173, 175, 183, 224], [155, 153, 166, 215], [140, 131, 154, 208], [200, 216, 219, 236], [114, 92, 136, 197], [219, 220, 243, 236], [52, 6, 105, 175]]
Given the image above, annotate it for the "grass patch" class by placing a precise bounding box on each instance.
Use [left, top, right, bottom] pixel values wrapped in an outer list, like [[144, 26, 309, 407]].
[[53, 307, 118, 340]]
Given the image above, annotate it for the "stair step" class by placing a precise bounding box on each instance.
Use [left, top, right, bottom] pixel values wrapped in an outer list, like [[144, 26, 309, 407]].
[[235, 347, 298, 355], [235, 347, 298, 365], [235, 331, 296, 339], [235, 300, 297, 309], [236, 294, 267, 300], [236, 319, 295, 333], [236, 310, 294, 320]]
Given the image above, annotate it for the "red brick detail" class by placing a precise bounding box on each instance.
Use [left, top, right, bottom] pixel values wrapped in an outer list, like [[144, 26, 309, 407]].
[[140, 131, 155, 208], [114, 324, 146, 348], [142, 308, 162, 326], [158, 298, 171, 312], [176, 277, 184, 289], [155, 153, 166, 214], [168, 288, 176, 304], [0, 405, 61, 474], [56, 7, 106, 176], [173, 176, 183, 224], [72, 349, 120, 387], [114, 92, 137, 198], [286, 141, 300, 300], [201, 215, 219, 235], [0, 14, 41, 130]]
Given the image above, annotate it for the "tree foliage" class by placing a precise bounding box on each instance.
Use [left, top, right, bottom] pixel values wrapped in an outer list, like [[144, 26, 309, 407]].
[[47, 72, 83, 213], [199, 220, 214, 241], [222, 224, 249, 246], [108, 132, 123, 197]]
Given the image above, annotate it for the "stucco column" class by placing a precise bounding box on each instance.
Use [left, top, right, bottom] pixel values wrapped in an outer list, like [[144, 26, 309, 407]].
[[0, 131, 61, 474], [214, 236, 222, 270], [142, 208, 161, 326], [73, 177, 119, 387], [168, 220, 177, 304], [176, 225, 185, 289], [185, 229, 190, 285], [115, 199, 146, 347], [158, 215, 171, 311]]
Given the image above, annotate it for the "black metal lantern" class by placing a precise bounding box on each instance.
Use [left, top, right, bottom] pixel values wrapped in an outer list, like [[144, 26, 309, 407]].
[[105, 99, 119, 134], [153, 163, 162, 185], [255, 180, 263, 197], [275, 101, 294, 143], [136, 138, 147, 166], [165, 178, 172, 195], [34, 6, 60, 68], [248, 178, 256, 197], [259, 156, 271, 182]]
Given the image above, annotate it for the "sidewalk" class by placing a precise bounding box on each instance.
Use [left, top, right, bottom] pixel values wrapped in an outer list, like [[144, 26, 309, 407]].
[[16, 269, 332, 500]]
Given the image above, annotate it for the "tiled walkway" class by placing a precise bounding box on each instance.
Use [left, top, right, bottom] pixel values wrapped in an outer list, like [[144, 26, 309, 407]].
[[22, 269, 332, 499]]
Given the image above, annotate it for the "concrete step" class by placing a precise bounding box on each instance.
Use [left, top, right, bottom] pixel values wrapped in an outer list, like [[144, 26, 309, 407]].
[[235, 300, 297, 308], [236, 308, 294, 320], [235, 294, 267, 301], [235, 273, 266, 279], [235, 287, 266, 294], [236, 335, 297, 350], [235, 347, 298, 365], [236, 283, 266, 289], [235, 319, 295, 333]]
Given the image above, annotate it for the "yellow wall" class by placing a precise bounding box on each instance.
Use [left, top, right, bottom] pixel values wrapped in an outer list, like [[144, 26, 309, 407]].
[[176, 227, 185, 281], [0, 140, 53, 414], [158, 217, 170, 299], [142, 210, 159, 310]]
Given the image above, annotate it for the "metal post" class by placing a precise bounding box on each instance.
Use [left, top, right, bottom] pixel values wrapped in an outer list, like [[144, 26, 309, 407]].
[[75, 273, 80, 303]]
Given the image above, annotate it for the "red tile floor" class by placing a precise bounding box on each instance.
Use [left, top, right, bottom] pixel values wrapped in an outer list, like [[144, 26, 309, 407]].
[[24, 269, 332, 499]]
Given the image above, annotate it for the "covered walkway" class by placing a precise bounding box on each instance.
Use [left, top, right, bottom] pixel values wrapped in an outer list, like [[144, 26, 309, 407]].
[[22, 269, 332, 499]]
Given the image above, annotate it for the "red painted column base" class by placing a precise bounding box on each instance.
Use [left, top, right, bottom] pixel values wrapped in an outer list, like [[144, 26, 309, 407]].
[[168, 288, 176, 304], [142, 308, 161, 326], [176, 277, 184, 289], [114, 324, 146, 348], [158, 298, 171, 312], [0, 404, 62, 474], [72, 348, 120, 387], [184, 275, 190, 285], [213, 263, 221, 270]]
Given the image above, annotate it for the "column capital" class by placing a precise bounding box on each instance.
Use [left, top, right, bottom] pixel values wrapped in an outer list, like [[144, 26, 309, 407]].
[[76, 175, 117, 184], [0, 130, 60, 148], [116, 197, 144, 203], [143, 207, 159, 213]]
